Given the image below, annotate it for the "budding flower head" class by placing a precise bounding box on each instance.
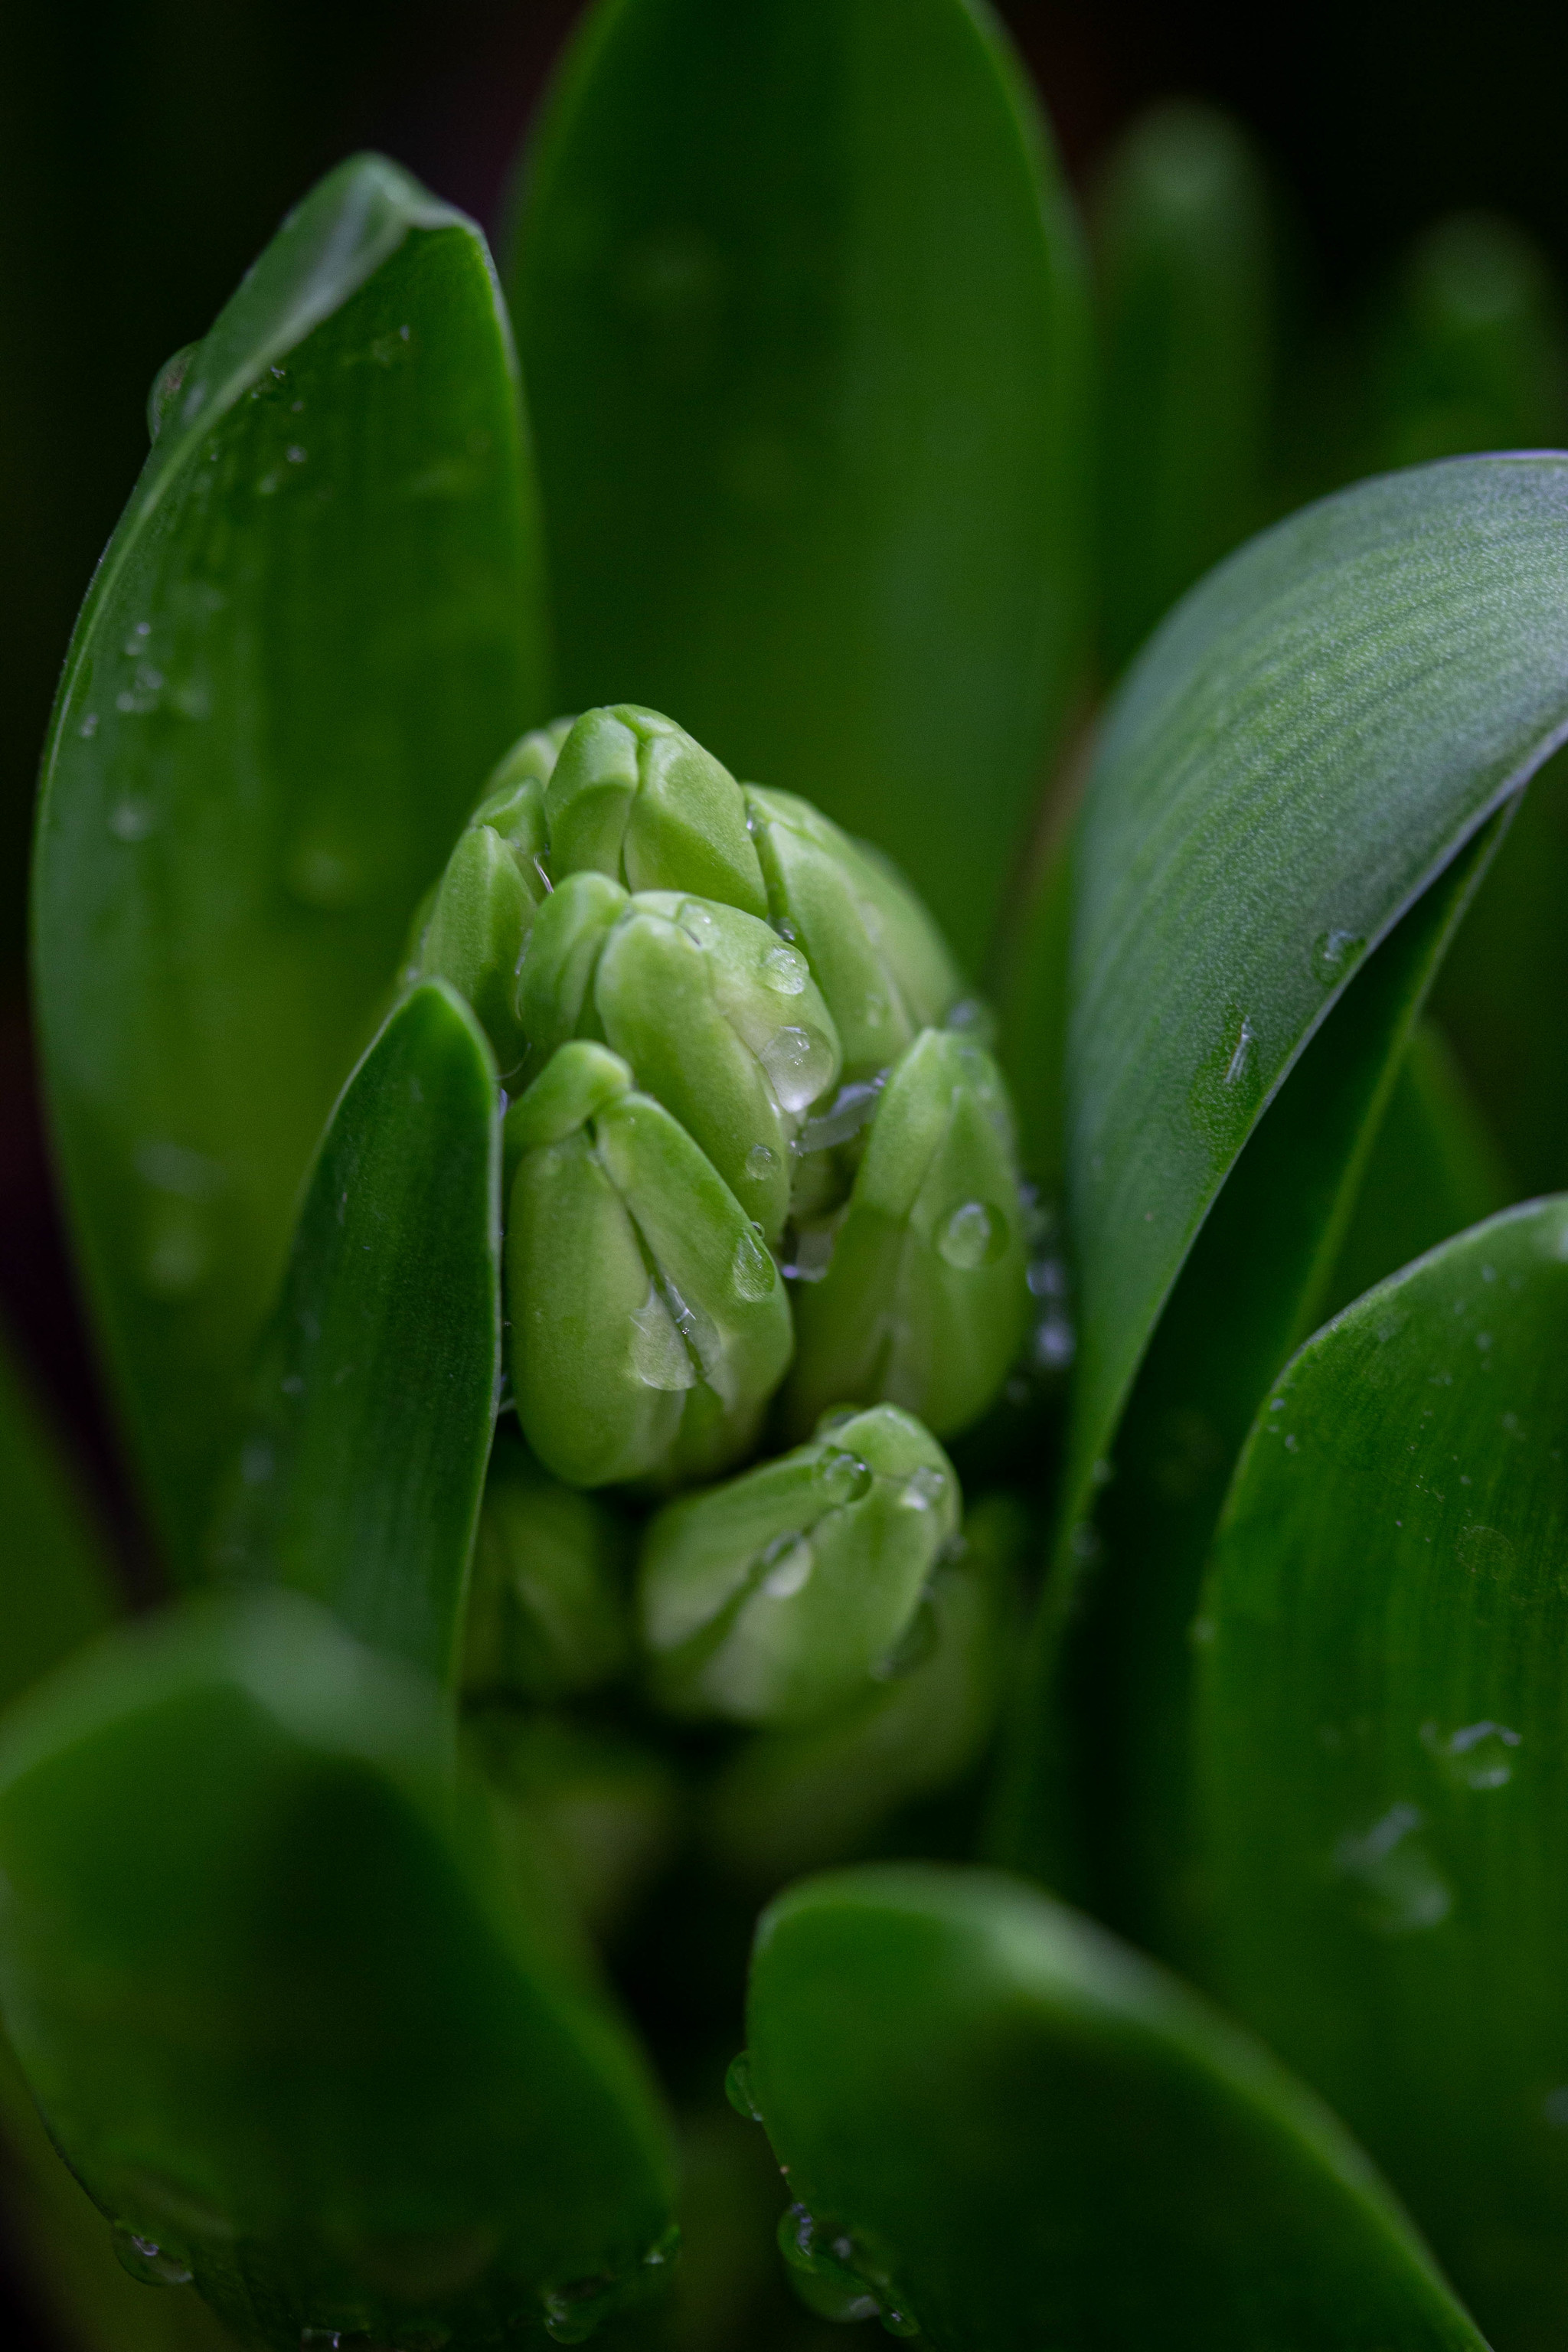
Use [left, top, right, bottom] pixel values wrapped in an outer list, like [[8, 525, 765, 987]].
[[637, 1403, 959, 1728], [505, 1043, 792, 1490]]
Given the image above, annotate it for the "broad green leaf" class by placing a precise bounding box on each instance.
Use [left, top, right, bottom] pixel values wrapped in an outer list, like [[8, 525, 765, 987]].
[[1435, 743, 1568, 1195], [212, 982, 500, 1684], [509, 0, 1091, 965], [0, 1589, 677, 2352], [742, 1864, 1485, 2350], [993, 806, 1073, 1191], [1094, 101, 1275, 675], [1063, 456, 1568, 1550], [33, 154, 548, 1576], [0, 1325, 119, 1704], [1197, 1195, 1568, 2350], [995, 808, 1506, 1904]]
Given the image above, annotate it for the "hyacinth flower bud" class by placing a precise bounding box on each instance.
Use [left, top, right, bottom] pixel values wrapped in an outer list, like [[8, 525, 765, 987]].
[[784, 1029, 1031, 1439], [410, 724, 570, 1076], [547, 704, 769, 917], [521, 880, 841, 1243], [637, 1404, 959, 1728], [743, 786, 965, 1083], [506, 1044, 792, 1489], [462, 1427, 632, 1703]]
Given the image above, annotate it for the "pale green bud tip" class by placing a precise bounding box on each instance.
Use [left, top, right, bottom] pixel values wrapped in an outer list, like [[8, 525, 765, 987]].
[[505, 1040, 632, 1158], [417, 822, 537, 1073], [636, 1403, 959, 1727], [547, 704, 768, 919]]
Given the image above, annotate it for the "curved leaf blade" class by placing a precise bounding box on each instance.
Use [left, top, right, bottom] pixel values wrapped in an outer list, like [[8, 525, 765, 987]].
[[1197, 1194, 1568, 2347], [509, 0, 1090, 965], [213, 982, 500, 1684], [0, 1589, 677, 2352], [33, 154, 548, 1573], [1067, 455, 1568, 1535], [745, 1864, 1485, 2350]]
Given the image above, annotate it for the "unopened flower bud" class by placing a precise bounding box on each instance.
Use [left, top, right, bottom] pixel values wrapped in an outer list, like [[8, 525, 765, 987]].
[[743, 786, 964, 1083], [784, 1029, 1031, 1439], [637, 1404, 959, 1727], [547, 705, 769, 917], [462, 1429, 632, 1702], [506, 1064, 792, 1489]]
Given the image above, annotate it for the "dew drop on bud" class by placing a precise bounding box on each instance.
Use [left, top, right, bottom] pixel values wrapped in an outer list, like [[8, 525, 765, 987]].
[[900, 1466, 947, 1513], [815, 1446, 873, 1508], [724, 2050, 765, 2120], [760, 1024, 836, 1114], [880, 2305, 923, 2337], [937, 1199, 1008, 1270], [111, 2223, 194, 2288], [763, 943, 808, 995], [732, 1227, 777, 1301], [746, 1142, 778, 1178]]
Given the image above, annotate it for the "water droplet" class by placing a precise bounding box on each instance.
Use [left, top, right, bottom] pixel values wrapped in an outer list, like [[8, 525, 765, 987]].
[[900, 1465, 948, 1513], [109, 798, 157, 842], [111, 2223, 192, 2288], [1223, 1018, 1256, 1087], [1311, 927, 1365, 985], [815, 1446, 873, 1508], [78, 710, 99, 739], [773, 916, 799, 942], [629, 1285, 696, 1391], [937, 1199, 1009, 1270], [760, 1534, 813, 1599], [286, 445, 307, 464], [759, 1024, 837, 1115], [678, 900, 722, 949], [880, 2308, 922, 2338], [724, 2051, 764, 2121], [763, 943, 808, 995], [745, 1142, 778, 1179], [1333, 1802, 1452, 1934], [541, 2280, 620, 2344], [1422, 1717, 1521, 1790], [944, 996, 996, 1049], [799, 1076, 886, 1152], [731, 1227, 776, 1302]]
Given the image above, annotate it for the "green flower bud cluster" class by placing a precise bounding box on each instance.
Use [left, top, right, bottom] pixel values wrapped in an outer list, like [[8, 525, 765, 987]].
[[413, 704, 1031, 1491]]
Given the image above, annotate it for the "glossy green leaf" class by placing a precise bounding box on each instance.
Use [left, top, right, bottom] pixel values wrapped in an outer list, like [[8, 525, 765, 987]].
[[0, 1588, 677, 2351], [995, 806, 1505, 1906], [1094, 101, 1275, 674], [0, 1325, 119, 1707], [33, 153, 548, 1575], [213, 982, 499, 1684], [1064, 456, 1568, 1548], [1197, 1194, 1568, 2350], [743, 1865, 1485, 2350], [509, 0, 1091, 965]]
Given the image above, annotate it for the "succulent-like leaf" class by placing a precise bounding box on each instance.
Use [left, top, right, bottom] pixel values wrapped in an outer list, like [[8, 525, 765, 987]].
[[212, 982, 500, 1684], [33, 154, 548, 1573], [509, 0, 1091, 964], [0, 1589, 677, 2352], [742, 1865, 1485, 2350], [1197, 1194, 1568, 2349]]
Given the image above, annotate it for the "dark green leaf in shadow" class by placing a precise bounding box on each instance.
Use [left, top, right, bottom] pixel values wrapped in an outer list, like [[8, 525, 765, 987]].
[[742, 1864, 1485, 2350], [508, 0, 1091, 965], [995, 808, 1507, 1904], [0, 1588, 677, 2351], [0, 1325, 120, 1707], [1197, 1194, 1568, 2350], [1094, 101, 1276, 675], [1320, 1018, 1513, 1323], [1435, 742, 1568, 1196], [1063, 457, 1568, 1561], [213, 982, 499, 1684], [1370, 213, 1568, 472], [33, 154, 548, 1575]]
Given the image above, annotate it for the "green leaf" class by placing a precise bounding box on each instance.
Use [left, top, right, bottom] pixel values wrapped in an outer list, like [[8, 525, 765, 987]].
[[213, 982, 499, 1684], [743, 1864, 1485, 2350], [1196, 1194, 1568, 2349], [0, 1588, 677, 2351], [1093, 101, 1276, 675], [995, 806, 1506, 1905], [1063, 456, 1568, 1550], [0, 1325, 120, 1706], [509, 0, 1091, 966], [33, 153, 548, 1576]]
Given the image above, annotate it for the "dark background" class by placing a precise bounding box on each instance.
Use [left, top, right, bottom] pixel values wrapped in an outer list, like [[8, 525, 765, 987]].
[[4, 0, 1567, 2337]]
